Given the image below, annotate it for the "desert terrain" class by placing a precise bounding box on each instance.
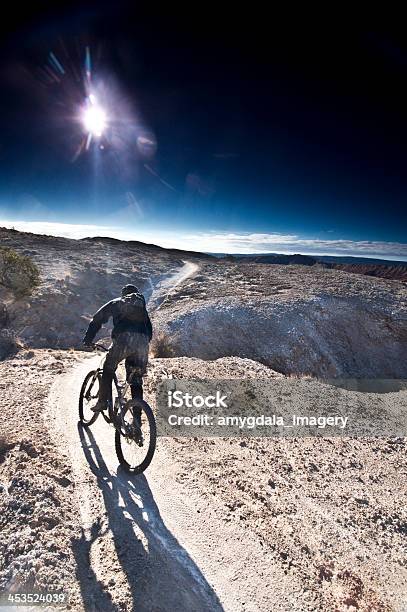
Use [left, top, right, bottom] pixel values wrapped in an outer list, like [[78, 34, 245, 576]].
[[237, 253, 407, 283], [153, 260, 407, 378], [0, 226, 406, 611]]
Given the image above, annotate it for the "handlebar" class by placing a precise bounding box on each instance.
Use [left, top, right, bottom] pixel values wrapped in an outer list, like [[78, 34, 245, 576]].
[[91, 342, 109, 352]]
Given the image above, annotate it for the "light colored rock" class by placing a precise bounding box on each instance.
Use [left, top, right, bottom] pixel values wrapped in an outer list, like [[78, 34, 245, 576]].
[[0, 227, 188, 349], [153, 262, 407, 378]]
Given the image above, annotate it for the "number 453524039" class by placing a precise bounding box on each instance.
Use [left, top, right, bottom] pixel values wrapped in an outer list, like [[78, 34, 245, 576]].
[[4, 592, 68, 606]]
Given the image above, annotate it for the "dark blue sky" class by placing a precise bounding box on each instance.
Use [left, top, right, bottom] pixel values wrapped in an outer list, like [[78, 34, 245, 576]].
[[0, 5, 406, 257]]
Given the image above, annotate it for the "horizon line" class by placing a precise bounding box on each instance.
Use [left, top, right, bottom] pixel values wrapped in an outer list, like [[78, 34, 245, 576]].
[[0, 219, 406, 263]]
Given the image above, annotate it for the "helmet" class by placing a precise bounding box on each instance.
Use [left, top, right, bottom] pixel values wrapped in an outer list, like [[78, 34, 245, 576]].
[[121, 284, 139, 297]]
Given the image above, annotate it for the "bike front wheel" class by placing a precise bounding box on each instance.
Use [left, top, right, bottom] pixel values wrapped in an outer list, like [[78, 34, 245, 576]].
[[79, 370, 101, 426], [115, 399, 156, 473]]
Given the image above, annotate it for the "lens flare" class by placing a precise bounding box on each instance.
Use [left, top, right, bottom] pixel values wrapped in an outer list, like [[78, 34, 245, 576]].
[[41, 45, 155, 161], [82, 97, 107, 138]]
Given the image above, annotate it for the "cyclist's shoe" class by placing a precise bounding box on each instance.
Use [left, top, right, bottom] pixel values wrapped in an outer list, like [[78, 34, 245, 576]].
[[91, 399, 107, 413]]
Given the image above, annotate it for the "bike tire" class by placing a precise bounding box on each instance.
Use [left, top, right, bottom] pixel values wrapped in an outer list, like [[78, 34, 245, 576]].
[[79, 370, 100, 426], [102, 374, 120, 424], [115, 399, 157, 473]]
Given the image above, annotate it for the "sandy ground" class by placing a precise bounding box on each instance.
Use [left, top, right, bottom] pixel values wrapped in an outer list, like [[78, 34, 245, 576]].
[[47, 357, 299, 611], [0, 254, 406, 611], [0, 349, 87, 609], [15, 350, 407, 612], [2, 350, 405, 611]]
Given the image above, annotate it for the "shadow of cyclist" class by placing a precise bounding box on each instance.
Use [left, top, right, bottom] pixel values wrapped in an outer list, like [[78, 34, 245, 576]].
[[74, 423, 223, 612]]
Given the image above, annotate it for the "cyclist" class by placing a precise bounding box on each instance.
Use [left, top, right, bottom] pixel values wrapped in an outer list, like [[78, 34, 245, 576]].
[[82, 284, 152, 418]]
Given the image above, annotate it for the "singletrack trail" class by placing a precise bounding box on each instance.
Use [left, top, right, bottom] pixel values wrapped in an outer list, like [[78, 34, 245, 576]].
[[46, 261, 295, 611], [148, 260, 199, 311], [48, 357, 297, 611]]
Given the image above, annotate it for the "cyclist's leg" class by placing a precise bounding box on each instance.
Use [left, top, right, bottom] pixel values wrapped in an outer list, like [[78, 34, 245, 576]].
[[97, 341, 124, 410], [124, 333, 149, 424], [125, 358, 143, 428], [125, 357, 144, 400]]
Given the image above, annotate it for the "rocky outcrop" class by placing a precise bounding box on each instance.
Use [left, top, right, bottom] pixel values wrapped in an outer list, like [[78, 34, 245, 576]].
[[235, 254, 407, 283], [0, 228, 185, 350], [331, 263, 407, 283], [240, 253, 318, 266], [153, 262, 407, 378], [1, 228, 406, 378]]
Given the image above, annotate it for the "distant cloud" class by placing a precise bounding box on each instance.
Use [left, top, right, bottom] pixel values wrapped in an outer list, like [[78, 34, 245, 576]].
[[183, 232, 407, 260], [0, 220, 406, 261], [0, 219, 128, 241]]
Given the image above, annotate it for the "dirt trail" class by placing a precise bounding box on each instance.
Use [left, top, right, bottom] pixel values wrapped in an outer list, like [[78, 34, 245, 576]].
[[42, 261, 407, 611], [148, 260, 199, 310], [48, 357, 302, 611], [44, 261, 299, 611], [43, 261, 307, 611]]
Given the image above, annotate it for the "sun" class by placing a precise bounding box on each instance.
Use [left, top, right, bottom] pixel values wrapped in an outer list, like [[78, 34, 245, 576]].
[[82, 95, 107, 138]]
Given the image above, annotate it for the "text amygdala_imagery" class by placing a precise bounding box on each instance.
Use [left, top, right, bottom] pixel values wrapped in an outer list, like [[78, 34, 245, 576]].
[[156, 380, 407, 438]]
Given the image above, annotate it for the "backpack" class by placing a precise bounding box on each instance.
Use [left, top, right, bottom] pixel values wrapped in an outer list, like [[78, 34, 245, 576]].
[[119, 292, 147, 323]]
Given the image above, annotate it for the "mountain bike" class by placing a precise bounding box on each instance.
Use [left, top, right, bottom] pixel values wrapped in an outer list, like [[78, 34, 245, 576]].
[[78, 343, 156, 473]]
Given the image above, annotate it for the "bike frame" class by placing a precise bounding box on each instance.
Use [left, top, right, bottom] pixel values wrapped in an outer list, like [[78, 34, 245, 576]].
[[81, 342, 156, 471], [91, 343, 141, 429]]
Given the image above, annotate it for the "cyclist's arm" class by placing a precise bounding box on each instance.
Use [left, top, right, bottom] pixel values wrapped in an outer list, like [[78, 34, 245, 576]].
[[140, 293, 152, 341], [145, 309, 153, 341], [83, 301, 114, 344]]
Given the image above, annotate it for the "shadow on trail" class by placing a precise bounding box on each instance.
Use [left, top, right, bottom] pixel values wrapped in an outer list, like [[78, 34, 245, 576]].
[[74, 423, 223, 612], [72, 516, 115, 611]]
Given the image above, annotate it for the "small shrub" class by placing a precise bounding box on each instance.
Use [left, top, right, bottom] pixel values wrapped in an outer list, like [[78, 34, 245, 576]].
[[286, 372, 315, 380], [0, 246, 40, 297], [0, 329, 21, 360], [150, 331, 176, 358]]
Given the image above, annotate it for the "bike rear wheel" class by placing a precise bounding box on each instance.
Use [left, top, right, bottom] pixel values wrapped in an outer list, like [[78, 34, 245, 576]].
[[79, 370, 101, 426], [115, 399, 156, 473]]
